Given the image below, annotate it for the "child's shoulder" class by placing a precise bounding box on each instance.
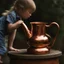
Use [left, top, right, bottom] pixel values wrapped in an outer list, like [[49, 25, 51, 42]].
[[8, 11, 16, 17], [6, 11, 20, 23]]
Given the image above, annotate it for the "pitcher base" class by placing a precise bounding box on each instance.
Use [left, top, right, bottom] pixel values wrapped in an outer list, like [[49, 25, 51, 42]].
[[27, 47, 50, 54]]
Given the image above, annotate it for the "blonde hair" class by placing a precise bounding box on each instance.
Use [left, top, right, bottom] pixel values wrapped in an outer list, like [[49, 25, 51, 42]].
[[2, 0, 36, 16]]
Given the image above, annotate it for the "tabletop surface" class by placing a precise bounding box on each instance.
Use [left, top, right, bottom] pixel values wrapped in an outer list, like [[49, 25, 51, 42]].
[[8, 49, 62, 59]]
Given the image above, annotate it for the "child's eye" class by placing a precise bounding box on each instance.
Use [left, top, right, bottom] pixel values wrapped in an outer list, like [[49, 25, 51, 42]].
[[29, 11, 33, 14]]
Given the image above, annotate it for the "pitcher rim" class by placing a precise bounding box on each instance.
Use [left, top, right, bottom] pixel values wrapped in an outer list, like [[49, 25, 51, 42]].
[[30, 22, 47, 24]]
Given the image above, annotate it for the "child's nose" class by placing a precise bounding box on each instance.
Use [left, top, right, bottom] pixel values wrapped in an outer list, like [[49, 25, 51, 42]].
[[29, 14, 31, 16]]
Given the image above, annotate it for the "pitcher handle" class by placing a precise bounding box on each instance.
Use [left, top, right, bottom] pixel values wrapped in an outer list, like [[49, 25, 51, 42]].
[[46, 22, 60, 48]]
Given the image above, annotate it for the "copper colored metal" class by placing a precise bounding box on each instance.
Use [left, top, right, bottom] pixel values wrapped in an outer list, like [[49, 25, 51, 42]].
[[27, 22, 60, 54]]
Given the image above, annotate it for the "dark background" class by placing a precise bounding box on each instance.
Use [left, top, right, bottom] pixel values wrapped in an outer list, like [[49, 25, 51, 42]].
[[0, 0, 64, 64]]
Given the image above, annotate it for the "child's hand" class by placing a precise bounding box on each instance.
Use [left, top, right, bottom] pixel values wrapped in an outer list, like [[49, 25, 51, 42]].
[[17, 20, 24, 25]]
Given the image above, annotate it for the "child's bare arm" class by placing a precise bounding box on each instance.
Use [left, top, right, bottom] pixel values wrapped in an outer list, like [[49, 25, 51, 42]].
[[7, 20, 24, 32], [8, 20, 32, 38], [21, 22, 32, 38]]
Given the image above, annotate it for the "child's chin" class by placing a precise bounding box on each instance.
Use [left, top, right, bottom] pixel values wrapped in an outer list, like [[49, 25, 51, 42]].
[[24, 17, 29, 19]]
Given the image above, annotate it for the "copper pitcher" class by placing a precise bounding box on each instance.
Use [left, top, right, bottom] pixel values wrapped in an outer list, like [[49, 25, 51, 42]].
[[27, 22, 60, 54]]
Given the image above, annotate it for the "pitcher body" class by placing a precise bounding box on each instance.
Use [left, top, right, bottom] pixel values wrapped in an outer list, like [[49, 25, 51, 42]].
[[27, 22, 59, 54]]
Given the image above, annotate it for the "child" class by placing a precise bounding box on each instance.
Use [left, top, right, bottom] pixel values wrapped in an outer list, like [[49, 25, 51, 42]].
[[0, 0, 36, 63]]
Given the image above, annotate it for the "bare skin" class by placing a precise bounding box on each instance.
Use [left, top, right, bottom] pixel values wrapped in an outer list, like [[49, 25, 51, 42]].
[[7, 20, 31, 51], [7, 20, 23, 51]]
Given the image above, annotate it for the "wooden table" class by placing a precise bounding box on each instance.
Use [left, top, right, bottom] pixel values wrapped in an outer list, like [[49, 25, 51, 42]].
[[8, 49, 62, 64]]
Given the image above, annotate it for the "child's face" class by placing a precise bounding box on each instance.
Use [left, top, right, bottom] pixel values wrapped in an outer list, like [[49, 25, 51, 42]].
[[18, 9, 33, 19]]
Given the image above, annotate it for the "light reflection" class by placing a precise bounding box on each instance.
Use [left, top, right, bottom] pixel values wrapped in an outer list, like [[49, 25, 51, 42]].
[[35, 48, 48, 52], [35, 35, 48, 41]]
